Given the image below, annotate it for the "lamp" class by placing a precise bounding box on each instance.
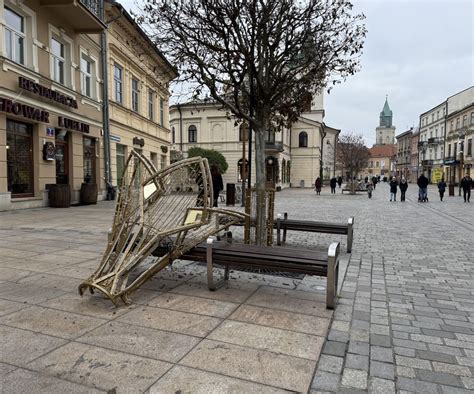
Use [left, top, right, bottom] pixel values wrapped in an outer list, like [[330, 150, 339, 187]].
[[267, 158, 273, 165]]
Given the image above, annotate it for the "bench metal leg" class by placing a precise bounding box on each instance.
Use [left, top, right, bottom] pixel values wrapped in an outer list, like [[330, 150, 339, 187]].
[[282, 212, 288, 243], [326, 242, 340, 309], [347, 217, 354, 253], [206, 237, 228, 291], [276, 215, 281, 246]]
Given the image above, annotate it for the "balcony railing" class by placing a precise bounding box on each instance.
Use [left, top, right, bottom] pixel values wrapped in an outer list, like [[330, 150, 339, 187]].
[[265, 141, 284, 152], [428, 137, 441, 144], [80, 0, 101, 19]]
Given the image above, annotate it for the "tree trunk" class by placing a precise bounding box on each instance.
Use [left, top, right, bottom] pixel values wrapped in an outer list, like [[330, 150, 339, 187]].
[[254, 126, 267, 245]]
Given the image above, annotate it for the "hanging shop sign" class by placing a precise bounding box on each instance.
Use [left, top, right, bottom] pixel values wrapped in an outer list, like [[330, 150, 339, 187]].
[[58, 117, 90, 134], [133, 137, 145, 147], [18, 77, 78, 109], [161, 145, 168, 153], [42, 142, 56, 161], [0, 97, 50, 122]]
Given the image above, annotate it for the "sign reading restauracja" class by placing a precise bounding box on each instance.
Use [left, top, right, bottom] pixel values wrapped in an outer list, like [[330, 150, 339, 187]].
[[18, 77, 78, 109]]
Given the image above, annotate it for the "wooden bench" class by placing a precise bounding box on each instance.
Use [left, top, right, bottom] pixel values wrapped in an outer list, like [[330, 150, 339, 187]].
[[275, 214, 354, 253], [178, 236, 340, 309]]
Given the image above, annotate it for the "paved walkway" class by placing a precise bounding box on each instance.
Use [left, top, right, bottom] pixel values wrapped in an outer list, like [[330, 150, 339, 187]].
[[0, 183, 473, 393]]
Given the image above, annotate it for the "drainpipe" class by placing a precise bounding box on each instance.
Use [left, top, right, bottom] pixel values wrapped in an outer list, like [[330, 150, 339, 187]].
[[100, 30, 112, 199]]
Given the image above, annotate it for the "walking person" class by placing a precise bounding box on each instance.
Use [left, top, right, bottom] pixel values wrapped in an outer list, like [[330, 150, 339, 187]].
[[437, 178, 447, 201], [330, 177, 337, 194], [337, 176, 343, 188], [367, 181, 373, 199], [460, 174, 473, 203], [372, 176, 378, 189], [399, 177, 408, 202], [210, 165, 223, 207], [417, 174, 429, 202], [389, 177, 398, 201], [315, 177, 322, 195]]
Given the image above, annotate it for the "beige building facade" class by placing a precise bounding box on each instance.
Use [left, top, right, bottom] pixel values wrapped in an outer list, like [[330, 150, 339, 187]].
[[105, 3, 177, 188], [395, 129, 412, 180], [0, 0, 106, 210], [169, 93, 339, 190]]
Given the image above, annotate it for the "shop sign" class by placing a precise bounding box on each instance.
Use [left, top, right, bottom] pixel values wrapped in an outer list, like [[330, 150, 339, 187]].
[[432, 168, 443, 183], [0, 97, 49, 122], [58, 117, 90, 134], [46, 127, 55, 137], [133, 137, 145, 147], [42, 141, 56, 161], [18, 77, 78, 109]]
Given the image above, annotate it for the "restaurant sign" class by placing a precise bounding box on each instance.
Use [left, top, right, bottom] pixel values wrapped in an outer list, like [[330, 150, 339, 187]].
[[19, 77, 78, 109]]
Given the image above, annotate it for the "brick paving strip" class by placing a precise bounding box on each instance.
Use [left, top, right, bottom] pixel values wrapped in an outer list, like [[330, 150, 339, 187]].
[[310, 190, 474, 393]]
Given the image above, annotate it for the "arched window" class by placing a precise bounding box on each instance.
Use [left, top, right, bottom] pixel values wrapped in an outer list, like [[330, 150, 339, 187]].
[[299, 131, 308, 147], [188, 125, 197, 143], [171, 126, 176, 144]]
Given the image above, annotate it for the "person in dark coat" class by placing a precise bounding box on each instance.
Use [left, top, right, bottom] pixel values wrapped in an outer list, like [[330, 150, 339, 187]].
[[330, 177, 337, 194], [372, 176, 378, 189], [437, 178, 447, 201], [389, 177, 398, 201], [210, 165, 223, 207], [337, 176, 343, 188], [315, 177, 322, 195], [417, 174, 429, 202], [460, 174, 473, 203], [399, 178, 408, 202]]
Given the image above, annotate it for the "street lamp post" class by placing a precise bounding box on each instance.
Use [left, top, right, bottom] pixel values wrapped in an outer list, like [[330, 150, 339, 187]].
[[458, 127, 467, 196]]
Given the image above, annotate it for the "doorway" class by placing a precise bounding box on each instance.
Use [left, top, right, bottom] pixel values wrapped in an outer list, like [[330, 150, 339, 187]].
[[55, 130, 69, 185]]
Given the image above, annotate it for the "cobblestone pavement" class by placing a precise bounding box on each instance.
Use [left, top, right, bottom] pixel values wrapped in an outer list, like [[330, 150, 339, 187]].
[[0, 182, 473, 393]]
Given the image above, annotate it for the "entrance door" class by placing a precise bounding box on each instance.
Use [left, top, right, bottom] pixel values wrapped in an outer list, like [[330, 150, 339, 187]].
[[83, 137, 96, 183], [55, 130, 69, 184]]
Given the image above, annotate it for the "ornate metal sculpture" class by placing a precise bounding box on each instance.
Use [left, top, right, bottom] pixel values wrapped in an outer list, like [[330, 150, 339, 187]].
[[79, 150, 246, 305]]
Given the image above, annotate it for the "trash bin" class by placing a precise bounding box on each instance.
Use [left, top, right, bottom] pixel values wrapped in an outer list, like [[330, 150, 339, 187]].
[[48, 184, 71, 208], [448, 184, 455, 196], [226, 183, 235, 206], [80, 183, 98, 205]]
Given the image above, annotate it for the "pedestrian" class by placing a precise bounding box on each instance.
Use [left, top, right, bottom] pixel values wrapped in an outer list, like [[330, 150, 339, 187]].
[[364, 176, 369, 185], [460, 173, 473, 203], [372, 176, 377, 189], [210, 165, 223, 207], [389, 176, 398, 201], [437, 178, 447, 201], [330, 177, 337, 194], [315, 177, 322, 195], [399, 177, 408, 202], [367, 181, 373, 199], [337, 176, 343, 188], [417, 174, 429, 202]]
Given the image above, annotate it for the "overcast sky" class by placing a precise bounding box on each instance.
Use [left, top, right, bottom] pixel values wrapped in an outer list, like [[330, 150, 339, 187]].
[[121, 0, 473, 146]]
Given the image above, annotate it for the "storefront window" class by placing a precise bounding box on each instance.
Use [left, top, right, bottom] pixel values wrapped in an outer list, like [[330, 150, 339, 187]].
[[6, 120, 33, 197], [83, 137, 96, 184], [116, 144, 126, 187]]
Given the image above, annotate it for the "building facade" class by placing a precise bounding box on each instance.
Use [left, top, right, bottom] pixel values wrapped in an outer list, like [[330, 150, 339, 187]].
[[444, 87, 474, 185], [105, 3, 177, 188], [418, 102, 446, 183], [169, 93, 339, 190], [410, 130, 420, 183], [395, 129, 412, 180], [0, 0, 106, 211], [375, 97, 395, 146], [365, 144, 396, 179]]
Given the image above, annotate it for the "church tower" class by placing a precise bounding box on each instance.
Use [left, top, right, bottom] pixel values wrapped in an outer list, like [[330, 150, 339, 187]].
[[375, 96, 396, 145]]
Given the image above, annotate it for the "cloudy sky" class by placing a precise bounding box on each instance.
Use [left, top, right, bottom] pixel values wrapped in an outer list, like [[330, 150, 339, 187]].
[[121, 0, 473, 146]]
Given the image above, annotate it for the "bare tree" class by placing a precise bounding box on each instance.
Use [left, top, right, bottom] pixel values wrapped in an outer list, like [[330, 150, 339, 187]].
[[337, 133, 369, 193], [138, 0, 366, 244]]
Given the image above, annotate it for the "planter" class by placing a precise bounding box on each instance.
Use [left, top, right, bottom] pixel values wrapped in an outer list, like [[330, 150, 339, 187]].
[[80, 183, 98, 205], [48, 184, 71, 208]]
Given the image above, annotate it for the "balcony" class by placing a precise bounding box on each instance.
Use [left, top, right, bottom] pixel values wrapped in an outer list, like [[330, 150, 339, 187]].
[[428, 137, 441, 145], [265, 141, 284, 152], [39, 0, 106, 33], [421, 160, 434, 166], [417, 141, 427, 148]]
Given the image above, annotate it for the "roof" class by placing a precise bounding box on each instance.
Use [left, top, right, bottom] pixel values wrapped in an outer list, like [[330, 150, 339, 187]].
[[380, 97, 392, 117], [396, 129, 413, 140], [369, 144, 396, 158]]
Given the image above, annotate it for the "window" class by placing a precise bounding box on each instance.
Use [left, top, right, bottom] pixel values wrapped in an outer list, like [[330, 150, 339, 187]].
[[6, 120, 33, 197], [171, 126, 176, 144], [150, 152, 157, 169], [116, 144, 126, 187], [456, 118, 460, 130], [83, 137, 96, 183], [450, 121, 454, 131], [80, 53, 94, 98], [114, 64, 123, 103], [4, 7, 25, 64], [448, 144, 451, 157], [148, 90, 154, 120], [467, 139, 472, 156], [431, 114, 434, 122], [131, 78, 139, 112], [437, 111, 439, 120], [159, 98, 164, 126], [453, 143, 457, 158], [376, 161, 379, 168], [298, 131, 308, 147], [51, 37, 65, 84], [471, 112, 474, 125], [188, 125, 197, 143], [463, 115, 467, 127], [160, 154, 166, 169]]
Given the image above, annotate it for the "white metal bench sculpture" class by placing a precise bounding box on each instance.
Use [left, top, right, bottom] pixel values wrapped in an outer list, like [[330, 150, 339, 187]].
[[78, 150, 246, 305]]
